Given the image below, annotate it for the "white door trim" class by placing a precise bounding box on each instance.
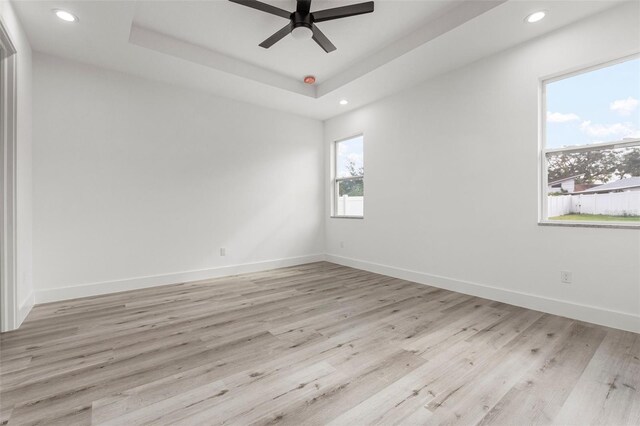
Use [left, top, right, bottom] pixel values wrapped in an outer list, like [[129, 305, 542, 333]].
[[0, 18, 18, 332]]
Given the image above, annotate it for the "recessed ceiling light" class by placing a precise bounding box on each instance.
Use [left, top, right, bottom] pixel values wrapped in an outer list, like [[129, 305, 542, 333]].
[[339, 99, 348, 105], [53, 9, 78, 23], [525, 11, 546, 23]]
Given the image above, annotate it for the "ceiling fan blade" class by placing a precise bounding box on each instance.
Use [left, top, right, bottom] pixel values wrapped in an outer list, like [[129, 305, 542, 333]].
[[311, 24, 336, 53], [296, 0, 311, 15], [228, 0, 291, 19], [259, 23, 292, 48], [312, 1, 374, 23]]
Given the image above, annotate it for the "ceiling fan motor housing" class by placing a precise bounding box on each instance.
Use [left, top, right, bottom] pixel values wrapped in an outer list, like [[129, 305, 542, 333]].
[[291, 11, 313, 30]]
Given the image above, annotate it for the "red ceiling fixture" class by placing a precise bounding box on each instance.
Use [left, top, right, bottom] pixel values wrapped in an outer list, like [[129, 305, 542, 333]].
[[303, 75, 316, 84]]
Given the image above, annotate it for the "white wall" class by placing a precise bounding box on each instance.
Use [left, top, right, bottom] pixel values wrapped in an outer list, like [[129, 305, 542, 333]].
[[324, 3, 640, 333], [0, 0, 33, 325], [33, 53, 324, 301]]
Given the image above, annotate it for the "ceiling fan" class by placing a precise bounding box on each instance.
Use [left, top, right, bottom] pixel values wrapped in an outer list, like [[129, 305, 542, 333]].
[[229, 0, 374, 53]]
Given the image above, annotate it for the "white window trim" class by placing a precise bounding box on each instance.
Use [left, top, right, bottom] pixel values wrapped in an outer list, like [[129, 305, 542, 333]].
[[538, 55, 640, 229], [332, 134, 364, 219]]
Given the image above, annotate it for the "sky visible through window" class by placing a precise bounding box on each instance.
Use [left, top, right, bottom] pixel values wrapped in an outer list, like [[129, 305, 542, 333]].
[[336, 135, 364, 178], [546, 57, 640, 149]]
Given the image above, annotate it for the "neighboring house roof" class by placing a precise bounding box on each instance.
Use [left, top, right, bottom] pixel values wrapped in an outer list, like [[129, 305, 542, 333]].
[[548, 174, 583, 186], [576, 177, 640, 194]]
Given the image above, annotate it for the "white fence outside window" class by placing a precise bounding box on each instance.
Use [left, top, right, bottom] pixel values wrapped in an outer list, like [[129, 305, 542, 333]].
[[548, 191, 640, 217], [336, 195, 364, 217]]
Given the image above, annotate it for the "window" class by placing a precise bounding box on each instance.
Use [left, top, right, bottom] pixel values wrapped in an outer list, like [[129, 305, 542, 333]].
[[542, 56, 640, 226], [334, 135, 364, 217]]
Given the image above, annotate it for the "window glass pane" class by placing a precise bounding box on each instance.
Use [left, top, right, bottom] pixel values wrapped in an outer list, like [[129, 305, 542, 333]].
[[336, 178, 364, 216], [338, 178, 364, 197], [546, 146, 640, 222], [546, 58, 640, 149], [336, 136, 364, 178]]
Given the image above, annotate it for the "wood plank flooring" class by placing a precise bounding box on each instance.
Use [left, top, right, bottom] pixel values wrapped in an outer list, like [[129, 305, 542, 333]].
[[1, 262, 638, 425]]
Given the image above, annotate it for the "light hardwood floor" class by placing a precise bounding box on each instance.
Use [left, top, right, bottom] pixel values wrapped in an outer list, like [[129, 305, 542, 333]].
[[1, 262, 638, 425]]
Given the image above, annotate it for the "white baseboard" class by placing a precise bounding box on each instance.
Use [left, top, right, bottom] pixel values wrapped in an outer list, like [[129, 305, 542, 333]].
[[325, 254, 640, 334], [35, 254, 326, 304], [17, 291, 34, 327], [30, 252, 640, 334]]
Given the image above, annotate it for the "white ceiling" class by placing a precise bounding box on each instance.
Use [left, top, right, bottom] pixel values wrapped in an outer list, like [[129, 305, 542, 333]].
[[13, 0, 623, 120]]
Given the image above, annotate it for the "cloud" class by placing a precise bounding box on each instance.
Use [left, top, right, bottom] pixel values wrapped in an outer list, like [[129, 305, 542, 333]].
[[610, 97, 639, 116], [547, 111, 580, 123], [579, 120, 637, 139]]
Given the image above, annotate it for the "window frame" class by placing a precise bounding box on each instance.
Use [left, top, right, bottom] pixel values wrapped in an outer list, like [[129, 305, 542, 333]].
[[332, 134, 364, 219], [539, 54, 640, 229]]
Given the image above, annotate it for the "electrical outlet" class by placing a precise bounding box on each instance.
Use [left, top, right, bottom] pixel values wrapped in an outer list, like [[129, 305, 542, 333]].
[[560, 271, 572, 284], [220, 247, 226, 256], [339, 241, 344, 249]]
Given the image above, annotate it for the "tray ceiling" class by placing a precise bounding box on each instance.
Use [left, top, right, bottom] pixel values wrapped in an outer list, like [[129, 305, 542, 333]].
[[13, 0, 623, 119]]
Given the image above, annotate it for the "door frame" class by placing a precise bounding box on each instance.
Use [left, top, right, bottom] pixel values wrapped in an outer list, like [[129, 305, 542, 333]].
[[0, 17, 18, 332]]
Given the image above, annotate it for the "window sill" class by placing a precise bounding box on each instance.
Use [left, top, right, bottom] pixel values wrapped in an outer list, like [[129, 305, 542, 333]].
[[330, 215, 364, 219], [538, 221, 640, 230]]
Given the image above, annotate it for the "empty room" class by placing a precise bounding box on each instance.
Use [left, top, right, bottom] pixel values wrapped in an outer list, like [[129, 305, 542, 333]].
[[1, 0, 639, 424]]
